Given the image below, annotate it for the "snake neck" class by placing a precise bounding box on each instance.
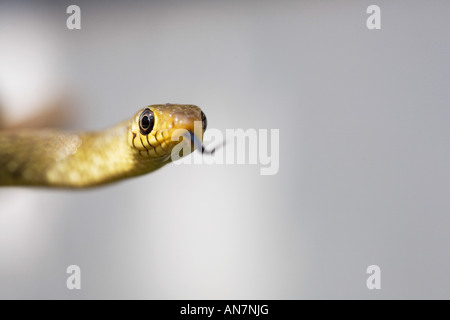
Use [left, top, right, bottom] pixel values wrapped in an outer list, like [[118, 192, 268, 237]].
[[0, 122, 167, 188]]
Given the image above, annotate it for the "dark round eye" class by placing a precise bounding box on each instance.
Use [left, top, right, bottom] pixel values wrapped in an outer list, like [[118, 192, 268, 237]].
[[201, 111, 207, 132], [139, 108, 155, 135]]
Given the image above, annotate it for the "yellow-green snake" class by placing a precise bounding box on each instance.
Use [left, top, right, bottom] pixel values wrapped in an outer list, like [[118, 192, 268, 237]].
[[0, 104, 207, 188]]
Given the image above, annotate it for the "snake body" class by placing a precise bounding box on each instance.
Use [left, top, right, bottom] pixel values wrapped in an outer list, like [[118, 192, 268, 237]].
[[0, 104, 206, 188]]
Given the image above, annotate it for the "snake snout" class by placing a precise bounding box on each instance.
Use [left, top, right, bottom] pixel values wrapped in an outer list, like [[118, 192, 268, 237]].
[[201, 111, 207, 133]]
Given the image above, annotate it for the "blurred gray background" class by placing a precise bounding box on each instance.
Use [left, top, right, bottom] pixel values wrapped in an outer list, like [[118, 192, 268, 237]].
[[0, 0, 449, 299]]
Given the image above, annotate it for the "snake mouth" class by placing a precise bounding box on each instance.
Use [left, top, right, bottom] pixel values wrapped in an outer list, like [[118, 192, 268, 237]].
[[188, 131, 210, 154], [187, 131, 219, 155]]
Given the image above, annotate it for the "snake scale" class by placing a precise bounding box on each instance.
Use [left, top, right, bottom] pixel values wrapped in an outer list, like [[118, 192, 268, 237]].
[[0, 104, 207, 188]]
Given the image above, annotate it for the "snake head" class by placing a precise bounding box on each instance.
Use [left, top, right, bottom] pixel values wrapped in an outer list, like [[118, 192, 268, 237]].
[[128, 103, 207, 162]]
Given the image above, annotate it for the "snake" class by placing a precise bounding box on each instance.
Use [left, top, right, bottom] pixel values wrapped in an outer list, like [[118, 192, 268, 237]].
[[0, 104, 208, 188]]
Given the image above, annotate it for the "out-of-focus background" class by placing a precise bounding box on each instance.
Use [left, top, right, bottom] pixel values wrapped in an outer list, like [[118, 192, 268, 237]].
[[0, 0, 449, 299]]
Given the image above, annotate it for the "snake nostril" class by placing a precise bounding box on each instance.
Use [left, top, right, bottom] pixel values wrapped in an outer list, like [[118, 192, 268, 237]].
[[201, 111, 207, 132]]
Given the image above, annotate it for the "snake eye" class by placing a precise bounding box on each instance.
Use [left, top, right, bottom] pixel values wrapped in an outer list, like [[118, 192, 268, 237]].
[[201, 111, 207, 132], [139, 108, 155, 135]]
